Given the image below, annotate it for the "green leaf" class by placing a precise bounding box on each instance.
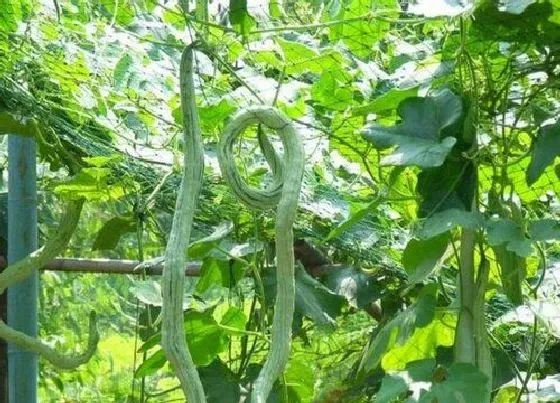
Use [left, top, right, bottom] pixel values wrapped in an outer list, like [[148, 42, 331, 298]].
[[188, 222, 234, 260], [264, 266, 347, 330], [311, 70, 354, 111], [277, 38, 346, 76], [54, 168, 125, 201], [198, 99, 237, 133], [419, 363, 489, 403], [114, 54, 133, 90], [416, 159, 476, 217], [219, 306, 247, 332], [199, 360, 241, 403], [277, 95, 306, 119], [196, 259, 229, 294], [0, 0, 21, 33], [375, 374, 409, 403], [135, 349, 166, 378], [138, 306, 246, 370], [487, 219, 532, 257], [92, 215, 136, 250], [326, 199, 380, 241], [184, 310, 230, 366], [358, 284, 438, 374], [283, 355, 315, 402], [229, 0, 256, 36], [528, 219, 560, 241], [329, 0, 396, 58], [381, 311, 456, 370], [402, 234, 448, 284], [294, 267, 347, 329], [131, 280, 163, 307], [362, 90, 462, 167], [97, 0, 135, 25], [352, 87, 419, 116], [416, 209, 484, 239], [494, 387, 520, 403], [527, 122, 560, 186], [375, 360, 437, 403]]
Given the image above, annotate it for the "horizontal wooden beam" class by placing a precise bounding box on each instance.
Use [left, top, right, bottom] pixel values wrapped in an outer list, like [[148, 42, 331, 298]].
[[0, 257, 343, 277], [0, 258, 202, 276]]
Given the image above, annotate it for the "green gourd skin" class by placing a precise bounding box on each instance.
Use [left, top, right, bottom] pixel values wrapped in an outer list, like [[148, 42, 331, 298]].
[[162, 44, 304, 403], [161, 44, 206, 402], [218, 107, 304, 403]]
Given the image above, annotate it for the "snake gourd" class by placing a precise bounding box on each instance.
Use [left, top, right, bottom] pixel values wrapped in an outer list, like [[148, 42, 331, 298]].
[[218, 108, 304, 402], [0, 199, 99, 369], [163, 44, 304, 403], [161, 44, 206, 402]]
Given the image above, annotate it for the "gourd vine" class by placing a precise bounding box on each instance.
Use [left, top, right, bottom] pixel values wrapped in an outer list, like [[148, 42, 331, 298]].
[[218, 107, 304, 402], [0, 198, 99, 369]]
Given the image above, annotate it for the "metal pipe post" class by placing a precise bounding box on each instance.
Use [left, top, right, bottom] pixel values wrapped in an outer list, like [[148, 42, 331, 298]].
[[7, 135, 38, 403]]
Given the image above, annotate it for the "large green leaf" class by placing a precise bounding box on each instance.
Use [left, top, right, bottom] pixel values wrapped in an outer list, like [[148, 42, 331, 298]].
[[54, 167, 125, 201], [199, 360, 241, 403], [92, 214, 136, 251], [528, 219, 560, 241], [228, 0, 256, 36], [358, 284, 437, 374], [487, 218, 532, 257], [416, 159, 476, 217], [352, 87, 419, 116], [376, 360, 489, 403], [381, 311, 456, 370], [198, 99, 237, 134], [276, 38, 346, 76], [311, 69, 354, 111], [416, 209, 484, 239], [527, 122, 560, 186], [419, 363, 489, 403], [362, 89, 462, 167], [195, 258, 244, 294], [264, 266, 347, 330], [136, 307, 247, 376], [188, 222, 234, 259], [402, 234, 449, 285], [328, 0, 396, 58], [113, 54, 134, 90]]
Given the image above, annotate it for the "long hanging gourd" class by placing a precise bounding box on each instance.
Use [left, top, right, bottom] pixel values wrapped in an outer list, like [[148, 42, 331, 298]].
[[218, 107, 304, 402], [0, 199, 99, 369], [160, 44, 206, 402]]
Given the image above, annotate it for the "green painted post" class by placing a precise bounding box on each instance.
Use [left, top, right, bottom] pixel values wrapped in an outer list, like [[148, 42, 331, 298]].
[[7, 136, 38, 402]]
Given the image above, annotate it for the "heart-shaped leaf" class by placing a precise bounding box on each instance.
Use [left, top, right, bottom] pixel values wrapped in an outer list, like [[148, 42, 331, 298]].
[[362, 89, 462, 167]]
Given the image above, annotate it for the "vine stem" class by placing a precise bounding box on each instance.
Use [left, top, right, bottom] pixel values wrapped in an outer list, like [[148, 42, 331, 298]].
[[218, 107, 304, 403], [160, 45, 206, 402]]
